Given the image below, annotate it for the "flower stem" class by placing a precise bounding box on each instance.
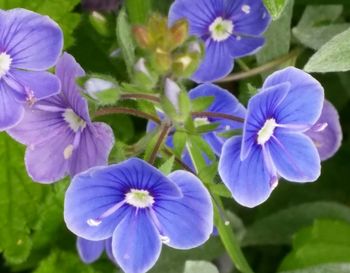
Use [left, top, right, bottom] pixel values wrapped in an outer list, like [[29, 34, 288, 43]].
[[192, 111, 245, 123], [120, 93, 161, 103], [94, 107, 161, 124], [148, 123, 171, 165], [216, 48, 302, 83]]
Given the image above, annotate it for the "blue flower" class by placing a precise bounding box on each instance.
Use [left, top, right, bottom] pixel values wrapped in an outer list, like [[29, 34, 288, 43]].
[[219, 67, 324, 208], [64, 158, 213, 273], [77, 237, 115, 264], [169, 0, 271, 82]]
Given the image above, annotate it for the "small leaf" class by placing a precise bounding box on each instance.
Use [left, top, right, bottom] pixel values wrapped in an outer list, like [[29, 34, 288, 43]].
[[159, 156, 175, 175], [263, 0, 287, 20], [191, 96, 214, 112], [173, 131, 187, 158], [183, 261, 219, 273]]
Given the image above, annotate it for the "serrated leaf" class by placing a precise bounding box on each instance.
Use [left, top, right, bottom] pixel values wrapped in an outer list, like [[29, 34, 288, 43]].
[[183, 261, 219, 273], [263, 0, 287, 20], [304, 27, 350, 73]]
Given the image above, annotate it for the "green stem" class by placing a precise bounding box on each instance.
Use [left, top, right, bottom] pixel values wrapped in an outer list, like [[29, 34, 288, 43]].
[[236, 59, 250, 72], [216, 48, 302, 83]]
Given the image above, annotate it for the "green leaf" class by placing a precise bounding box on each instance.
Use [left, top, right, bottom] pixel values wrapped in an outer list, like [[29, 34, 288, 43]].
[[173, 131, 187, 158], [125, 0, 151, 24], [183, 261, 219, 273], [263, 0, 288, 20], [191, 96, 214, 112], [195, 123, 220, 134], [159, 156, 175, 175], [0, 134, 49, 264], [279, 263, 350, 273], [208, 183, 231, 198], [116, 9, 136, 78], [304, 27, 350, 73], [242, 202, 350, 247]]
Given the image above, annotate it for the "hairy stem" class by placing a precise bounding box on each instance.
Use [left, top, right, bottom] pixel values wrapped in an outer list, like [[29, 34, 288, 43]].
[[148, 123, 171, 165], [162, 146, 195, 174]]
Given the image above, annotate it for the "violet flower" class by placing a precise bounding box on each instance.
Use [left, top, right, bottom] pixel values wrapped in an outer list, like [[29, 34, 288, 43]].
[[169, 0, 271, 82], [77, 237, 114, 264], [219, 67, 324, 207], [8, 53, 114, 183], [0, 9, 63, 130], [64, 158, 213, 273]]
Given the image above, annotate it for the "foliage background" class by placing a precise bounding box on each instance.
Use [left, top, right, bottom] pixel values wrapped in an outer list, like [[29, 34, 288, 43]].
[[0, 0, 350, 272]]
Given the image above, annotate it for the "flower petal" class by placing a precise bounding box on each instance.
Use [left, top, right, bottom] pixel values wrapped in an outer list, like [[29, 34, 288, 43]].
[[112, 209, 162, 273], [104, 238, 115, 263], [77, 237, 104, 264], [305, 100, 342, 160], [219, 136, 274, 208], [8, 70, 60, 100], [269, 130, 321, 182], [226, 35, 265, 58], [192, 40, 233, 83], [2, 8, 63, 70], [241, 82, 290, 160], [0, 83, 24, 131], [24, 127, 74, 183], [64, 165, 132, 241], [68, 122, 115, 176], [154, 171, 213, 249], [263, 67, 324, 127], [55, 53, 90, 122]]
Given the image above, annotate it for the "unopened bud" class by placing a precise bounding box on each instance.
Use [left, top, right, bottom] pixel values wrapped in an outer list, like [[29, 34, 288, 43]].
[[172, 53, 200, 78], [170, 19, 189, 49], [153, 49, 172, 73], [133, 26, 152, 49]]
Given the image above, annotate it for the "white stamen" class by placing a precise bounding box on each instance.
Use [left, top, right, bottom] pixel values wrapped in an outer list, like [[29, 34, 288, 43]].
[[87, 218, 102, 227], [160, 235, 170, 243], [0, 52, 12, 78], [63, 108, 86, 133], [257, 118, 277, 145], [242, 4, 251, 14], [63, 144, 74, 159], [125, 189, 155, 208], [209, 17, 234, 42]]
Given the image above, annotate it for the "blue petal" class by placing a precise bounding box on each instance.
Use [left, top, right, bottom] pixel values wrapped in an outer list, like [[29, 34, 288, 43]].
[[153, 171, 213, 249], [104, 238, 115, 263], [226, 35, 265, 58], [263, 67, 324, 128], [192, 40, 233, 83], [241, 82, 290, 160], [112, 209, 161, 273], [219, 136, 275, 208], [268, 130, 321, 182], [77, 237, 104, 264]]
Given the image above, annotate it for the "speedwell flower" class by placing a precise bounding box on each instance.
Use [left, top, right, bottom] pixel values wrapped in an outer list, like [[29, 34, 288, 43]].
[[64, 158, 213, 273], [8, 53, 114, 183], [0, 8, 62, 130], [219, 67, 324, 207], [77, 237, 114, 264], [168, 0, 271, 82]]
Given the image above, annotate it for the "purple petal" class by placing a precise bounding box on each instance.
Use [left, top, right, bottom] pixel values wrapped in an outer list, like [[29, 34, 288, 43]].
[[168, 0, 224, 36], [241, 82, 290, 160], [2, 8, 63, 70], [263, 67, 324, 128], [104, 238, 115, 263], [55, 53, 89, 122], [305, 100, 342, 160], [64, 165, 132, 241], [154, 171, 213, 249], [225, 0, 271, 36], [268, 130, 321, 182], [77, 237, 104, 264], [192, 40, 233, 83], [112, 209, 162, 273], [24, 127, 74, 183], [219, 136, 274, 208], [0, 83, 24, 130], [226, 35, 265, 58], [68, 123, 115, 176], [8, 70, 60, 101]]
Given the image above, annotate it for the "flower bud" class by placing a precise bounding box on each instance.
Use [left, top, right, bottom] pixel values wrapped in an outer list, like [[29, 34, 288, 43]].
[[169, 19, 189, 49], [132, 26, 152, 49]]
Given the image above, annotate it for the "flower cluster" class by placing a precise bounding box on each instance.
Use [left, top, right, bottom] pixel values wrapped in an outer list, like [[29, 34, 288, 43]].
[[0, 1, 344, 273]]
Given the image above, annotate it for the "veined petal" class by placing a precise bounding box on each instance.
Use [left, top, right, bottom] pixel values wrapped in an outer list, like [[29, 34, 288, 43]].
[[269, 130, 321, 182], [263, 67, 324, 128], [154, 171, 213, 249], [112, 209, 162, 273], [64, 166, 132, 241], [77, 237, 105, 264], [226, 35, 265, 58], [0, 83, 24, 131], [219, 136, 275, 208], [192, 40, 233, 83], [1, 8, 63, 70], [68, 122, 115, 176], [241, 82, 290, 160]]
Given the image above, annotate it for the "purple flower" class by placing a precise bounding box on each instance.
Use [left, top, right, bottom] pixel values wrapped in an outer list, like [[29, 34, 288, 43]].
[[77, 237, 114, 264], [64, 158, 213, 273], [219, 67, 324, 207], [0, 9, 63, 130], [305, 100, 342, 161], [8, 53, 114, 183], [169, 0, 271, 83]]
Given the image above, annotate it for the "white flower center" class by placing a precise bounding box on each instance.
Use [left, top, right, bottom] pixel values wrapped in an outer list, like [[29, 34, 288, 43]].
[[257, 118, 277, 145], [209, 17, 233, 42], [0, 52, 12, 78], [125, 189, 155, 208], [63, 108, 86, 133]]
